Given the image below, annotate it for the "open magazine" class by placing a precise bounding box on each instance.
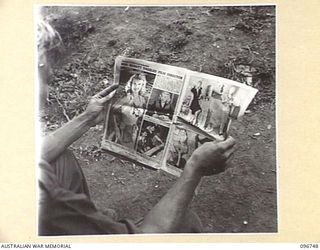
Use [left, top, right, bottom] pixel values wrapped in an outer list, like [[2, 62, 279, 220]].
[[102, 56, 258, 176]]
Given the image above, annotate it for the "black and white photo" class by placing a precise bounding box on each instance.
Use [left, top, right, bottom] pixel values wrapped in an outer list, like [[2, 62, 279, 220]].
[[136, 120, 169, 161], [36, 5, 276, 236], [105, 68, 154, 150], [146, 88, 179, 121]]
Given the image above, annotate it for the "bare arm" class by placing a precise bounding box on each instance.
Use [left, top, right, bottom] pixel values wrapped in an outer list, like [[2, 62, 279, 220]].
[[41, 112, 92, 163], [140, 137, 236, 233], [153, 134, 163, 145], [41, 84, 118, 163]]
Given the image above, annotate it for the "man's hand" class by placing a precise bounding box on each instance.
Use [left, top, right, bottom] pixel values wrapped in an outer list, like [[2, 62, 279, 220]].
[[185, 137, 236, 177], [41, 84, 118, 163], [141, 137, 236, 233], [83, 84, 118, 126]]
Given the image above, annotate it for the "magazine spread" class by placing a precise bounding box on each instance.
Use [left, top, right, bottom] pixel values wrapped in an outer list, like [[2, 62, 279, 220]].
[[102, 56, 258, 176]]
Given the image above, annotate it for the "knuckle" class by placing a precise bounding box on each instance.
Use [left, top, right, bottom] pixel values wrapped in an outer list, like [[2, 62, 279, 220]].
[[220, 154, 227, 161]]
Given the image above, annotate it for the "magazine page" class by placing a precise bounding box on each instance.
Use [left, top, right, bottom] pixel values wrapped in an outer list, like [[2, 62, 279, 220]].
[[163, 71, 258, 176], [101, 56, 187, 169]]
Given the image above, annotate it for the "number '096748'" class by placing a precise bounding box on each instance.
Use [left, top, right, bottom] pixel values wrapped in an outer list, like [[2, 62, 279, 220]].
[[300, 244, 319, 248]]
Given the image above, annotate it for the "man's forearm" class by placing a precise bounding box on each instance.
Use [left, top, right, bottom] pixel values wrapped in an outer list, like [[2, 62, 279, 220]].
[[41, 112, 92, 163], [140, 162, 201, 233]]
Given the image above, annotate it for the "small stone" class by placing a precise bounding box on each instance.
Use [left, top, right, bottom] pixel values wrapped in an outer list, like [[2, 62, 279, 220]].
[[267, 125, 272, 130], [155, 185, 159, 188], [111, 173, 114, 176], [102, 79, 109, 85], [243, 220, 248, 225], [253, 132, 261, 136], [108, 40, 117, 47]]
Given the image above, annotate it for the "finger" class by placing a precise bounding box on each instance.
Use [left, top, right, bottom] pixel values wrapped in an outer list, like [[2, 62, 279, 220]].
[[99, 89, 117, 103], [196, 135, 212, 145], [219, 136, 236, 150], [224, 146, 236, 159], [96, 84, 119, 98]]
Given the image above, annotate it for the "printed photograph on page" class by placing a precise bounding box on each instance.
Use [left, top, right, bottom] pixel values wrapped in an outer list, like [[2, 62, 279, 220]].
[[102, 57, 186, 165], [104, 60, 154, 152], [178, 73, 257, 140], [164, 124, 216, 175]]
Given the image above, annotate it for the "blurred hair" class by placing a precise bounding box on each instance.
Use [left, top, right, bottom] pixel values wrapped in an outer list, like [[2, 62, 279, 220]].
[[37, 19, 62, 61], [37, 18, 62, 106]]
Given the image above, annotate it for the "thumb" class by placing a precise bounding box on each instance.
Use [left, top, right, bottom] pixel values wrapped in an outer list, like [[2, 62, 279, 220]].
[[100, 89, 117, 103]]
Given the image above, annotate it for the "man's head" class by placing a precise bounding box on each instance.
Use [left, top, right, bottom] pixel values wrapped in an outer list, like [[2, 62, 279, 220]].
[[37, 18, 62, 106], [160, 91, 171, 104], [149, 125, 156, 132]]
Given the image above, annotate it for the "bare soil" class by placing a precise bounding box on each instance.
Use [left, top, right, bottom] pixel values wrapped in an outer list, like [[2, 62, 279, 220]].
[[41, 6, 277, 233]]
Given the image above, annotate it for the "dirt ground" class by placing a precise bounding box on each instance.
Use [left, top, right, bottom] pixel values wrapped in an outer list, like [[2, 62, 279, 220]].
[[40, 6, 277, 233]]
